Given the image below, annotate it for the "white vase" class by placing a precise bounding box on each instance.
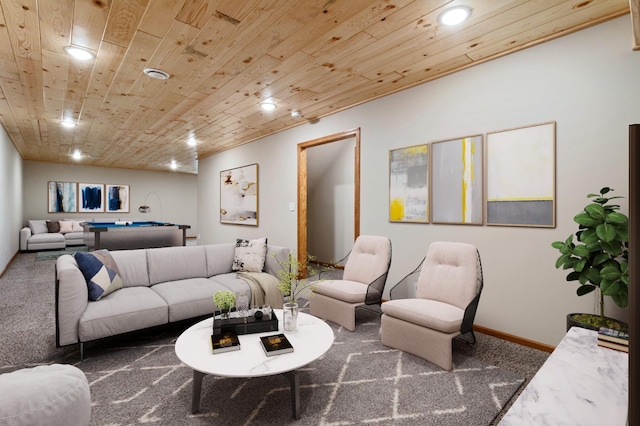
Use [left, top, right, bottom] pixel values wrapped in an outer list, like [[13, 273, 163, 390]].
[[283, 302, 299, 332]]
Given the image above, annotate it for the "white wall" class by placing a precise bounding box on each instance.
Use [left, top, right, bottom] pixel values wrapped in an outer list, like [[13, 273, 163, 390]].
[[308, 138, 355, 262], [0, 125, 23, 272], [197, 16, 637, 346], [22, 161, 198, 237]]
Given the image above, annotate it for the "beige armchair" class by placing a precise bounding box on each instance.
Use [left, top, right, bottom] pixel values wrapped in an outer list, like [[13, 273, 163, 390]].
[[380, 241, 483, 370], [310, 235, 392, 331]]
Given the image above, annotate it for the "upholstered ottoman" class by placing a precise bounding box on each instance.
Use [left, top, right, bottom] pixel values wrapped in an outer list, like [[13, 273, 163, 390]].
[[0, 364, 91, 425]]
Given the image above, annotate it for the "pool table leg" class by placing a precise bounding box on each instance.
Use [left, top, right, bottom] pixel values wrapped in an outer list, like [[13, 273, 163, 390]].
[[282, 370, 300, 419], [192, 370, 205, 414]]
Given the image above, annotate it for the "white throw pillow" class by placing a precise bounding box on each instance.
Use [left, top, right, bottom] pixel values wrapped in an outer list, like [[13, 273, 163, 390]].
[[72, 221, 84, 232], [59, 220, 74, 234], [232, 238, 267, 272]]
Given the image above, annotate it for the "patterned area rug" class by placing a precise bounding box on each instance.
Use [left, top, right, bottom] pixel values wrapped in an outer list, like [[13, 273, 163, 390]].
[[44, 306, 524, 426]]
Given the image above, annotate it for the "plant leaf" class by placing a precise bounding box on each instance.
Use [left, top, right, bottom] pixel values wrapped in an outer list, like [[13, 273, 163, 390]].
[[577, 284, 595, 296], [574, 212, 599, 227], [572, 244, 590, 257], [596, 223, 616, 242], [585, 203, 606, 221], [606, 212, 628, 224]]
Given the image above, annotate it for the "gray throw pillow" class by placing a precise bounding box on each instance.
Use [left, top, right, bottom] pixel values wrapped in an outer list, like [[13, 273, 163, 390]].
[[46, 220, 60, 233], [28, 220, 48, 235]]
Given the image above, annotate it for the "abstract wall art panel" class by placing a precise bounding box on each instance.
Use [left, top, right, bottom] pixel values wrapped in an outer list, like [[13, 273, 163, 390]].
[[106, 184, 130, 213], [431, 135, 483, 225], [48, 181, 77, 213], [79, 183, 104, 212], [220, 163, 258, 226], [389, 144, 429, 223], [486, 122, 556, 227]]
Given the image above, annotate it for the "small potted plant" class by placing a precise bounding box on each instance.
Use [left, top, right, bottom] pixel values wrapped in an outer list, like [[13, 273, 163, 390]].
[[213, 290, 236, 319], [551, 187, 628, 331], [275, 252, 328, 332]]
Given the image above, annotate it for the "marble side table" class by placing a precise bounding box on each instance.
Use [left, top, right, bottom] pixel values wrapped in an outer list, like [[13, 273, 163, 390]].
[[500, 326, 628, 426]]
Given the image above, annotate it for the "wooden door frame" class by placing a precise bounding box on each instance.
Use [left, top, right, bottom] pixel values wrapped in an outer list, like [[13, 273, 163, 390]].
[[297, 128, 361, 265]]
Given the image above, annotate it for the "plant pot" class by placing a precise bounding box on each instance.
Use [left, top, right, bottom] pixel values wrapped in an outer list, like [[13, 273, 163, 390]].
[[566, 313, 628, 332], [283, 302, 299, 333]]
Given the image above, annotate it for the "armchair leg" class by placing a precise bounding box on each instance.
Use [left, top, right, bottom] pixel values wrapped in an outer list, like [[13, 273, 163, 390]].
[[456, 331, 477, 345]]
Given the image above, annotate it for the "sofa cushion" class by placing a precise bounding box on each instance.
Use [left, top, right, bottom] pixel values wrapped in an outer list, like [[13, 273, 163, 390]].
[[29, 232, 65, 245], [28, 219, 48, 235], [147, 245, 208, 285], [59, 220, 74, 234], [72, 220, 84, 232], [204, 243, 235, 276], [232, 237, 267, 272], [46, 220, 60, 233], [109, 249, 150, 287], [0, 364, 91, 426], [64, 232, 85, 246], [74, 251, 123, 301], [152, 278, 230, 322], [79, 286, 168, 342]]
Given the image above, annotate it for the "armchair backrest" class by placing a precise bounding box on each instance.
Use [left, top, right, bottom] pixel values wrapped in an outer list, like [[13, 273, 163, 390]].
[[416, 241, 480, 310], [343, 235, 392, 285]]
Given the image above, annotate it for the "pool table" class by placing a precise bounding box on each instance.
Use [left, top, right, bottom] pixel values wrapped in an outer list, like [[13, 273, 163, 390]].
[[81, 221, 191, 250]]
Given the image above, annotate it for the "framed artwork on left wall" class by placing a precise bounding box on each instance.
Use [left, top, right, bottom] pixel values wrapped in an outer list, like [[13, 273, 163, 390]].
[[48, 181, 77, 213], [220, 163, 258, 226]]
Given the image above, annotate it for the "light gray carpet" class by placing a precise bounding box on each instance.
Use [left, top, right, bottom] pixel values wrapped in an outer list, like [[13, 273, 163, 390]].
[[0, 252, 549, 425]]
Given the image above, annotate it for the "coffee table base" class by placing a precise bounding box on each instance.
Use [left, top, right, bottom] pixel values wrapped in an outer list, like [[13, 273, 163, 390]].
[[190, 370, 301, 419]]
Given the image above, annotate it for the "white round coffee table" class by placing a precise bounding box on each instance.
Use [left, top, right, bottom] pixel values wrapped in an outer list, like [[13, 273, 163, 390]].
[[175, 309, 334, 419]]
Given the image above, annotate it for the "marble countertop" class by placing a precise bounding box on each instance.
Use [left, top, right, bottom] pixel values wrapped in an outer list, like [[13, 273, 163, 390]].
[[499, 326, 628, 426]]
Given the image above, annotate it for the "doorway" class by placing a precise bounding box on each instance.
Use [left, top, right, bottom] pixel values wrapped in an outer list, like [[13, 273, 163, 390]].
[[297, 128, 361, 265]]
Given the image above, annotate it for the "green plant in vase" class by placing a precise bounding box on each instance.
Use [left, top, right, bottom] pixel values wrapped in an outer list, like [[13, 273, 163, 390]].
[[213, 290, 236, 319], [275, 252, 323, 305], [275, 252, 331, 332], [551, 187, 628, 330]]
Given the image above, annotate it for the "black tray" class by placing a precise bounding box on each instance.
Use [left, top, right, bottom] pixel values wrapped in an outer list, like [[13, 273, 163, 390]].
[[213, 310, 279, 335]]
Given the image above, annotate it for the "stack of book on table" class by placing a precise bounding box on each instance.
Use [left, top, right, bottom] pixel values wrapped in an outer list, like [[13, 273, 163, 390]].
[[597, 327, 629, 353]]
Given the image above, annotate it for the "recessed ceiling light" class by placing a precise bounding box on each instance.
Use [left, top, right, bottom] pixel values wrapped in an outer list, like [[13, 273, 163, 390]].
[[291, 110, 302, 119], [260, 101, 277, 112], [72, 149, 82, 160], [61, 119, 76, 128], [144, 68, 170, 80], [64, 46, 95, 60], [187, 132, 197, 147], [438, 6, 472, 26], [170, 160, 178, 170]]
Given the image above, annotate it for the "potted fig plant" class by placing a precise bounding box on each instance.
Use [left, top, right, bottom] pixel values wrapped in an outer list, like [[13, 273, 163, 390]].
[[551, 187, 628, 331]]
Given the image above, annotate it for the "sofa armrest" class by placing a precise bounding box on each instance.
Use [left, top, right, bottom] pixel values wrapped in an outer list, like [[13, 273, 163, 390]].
[[56, 254, 88, 347], [19, 227, 31, 251]]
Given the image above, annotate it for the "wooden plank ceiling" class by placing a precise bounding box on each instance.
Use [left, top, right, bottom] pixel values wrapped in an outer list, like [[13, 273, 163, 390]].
[[0, 0, 630, 174]]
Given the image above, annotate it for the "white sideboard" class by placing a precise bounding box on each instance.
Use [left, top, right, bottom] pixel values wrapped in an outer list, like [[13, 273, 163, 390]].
[[500, 326, 628, 425]]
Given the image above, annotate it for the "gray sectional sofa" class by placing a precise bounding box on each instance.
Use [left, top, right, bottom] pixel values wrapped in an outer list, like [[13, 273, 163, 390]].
[[20, 219, 85, 251], [55, 243, 288, 358]]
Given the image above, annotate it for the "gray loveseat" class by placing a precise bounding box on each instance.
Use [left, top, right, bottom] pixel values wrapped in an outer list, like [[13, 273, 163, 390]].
[[20, 219, 85, 251], [55, 243, 289, 358]]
